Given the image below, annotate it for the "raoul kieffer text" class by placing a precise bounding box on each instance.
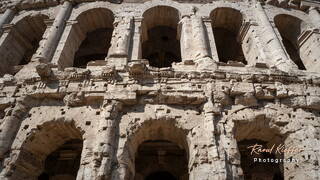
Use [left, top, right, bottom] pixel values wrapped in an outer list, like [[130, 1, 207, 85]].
[[247, 144, 303, 155]]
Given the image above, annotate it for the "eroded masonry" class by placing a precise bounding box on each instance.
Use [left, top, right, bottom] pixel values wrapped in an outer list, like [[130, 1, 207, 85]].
[[0, 0, 319, 179]]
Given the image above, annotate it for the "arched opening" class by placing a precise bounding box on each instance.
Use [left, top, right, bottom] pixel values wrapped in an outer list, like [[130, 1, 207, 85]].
[[0, 15, 48, 76], [141, 6, 181, 68], [74, 27, 113, 68], [73, 9, 114, 68], [38, 139, 83, 180], [210, 8, 246, 64], [122, 119, 189, 180], [135, 140, 187, 180], [145, 171, 177, 180], [234, 116, 284, 180], [274, 14, 307, 70], [9, 121, 84, 179], [57, 8, 114, 68]]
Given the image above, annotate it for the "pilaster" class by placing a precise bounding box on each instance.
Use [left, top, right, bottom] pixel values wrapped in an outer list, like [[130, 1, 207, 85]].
[[179, 15, 193, 63], [92, 100, 123, 180], [130, 17, 143, 61], [203, 17, 219, 62], [107, 16, 133, 69], [190, 16, 210, 60]]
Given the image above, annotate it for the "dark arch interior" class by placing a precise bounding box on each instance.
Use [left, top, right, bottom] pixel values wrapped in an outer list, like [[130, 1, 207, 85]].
[[38, 139, 83, 180], [142, 26, 181, 68], [210, 8, 246, 64], [274, 14, 306, 70], [238, 139, 284, 180], [145, 171, 177, 180], [214, 28, 245, 64], [141, 6, 181, 68], [135, 140, 188, 180], [282, 38, 306, 70], [74, 28, 113, 68], [0, 15, 48, 76], [69, 8, 114, 68]]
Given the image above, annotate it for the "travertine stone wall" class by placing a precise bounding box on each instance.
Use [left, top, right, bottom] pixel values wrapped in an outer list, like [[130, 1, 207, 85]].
[[0, 0, 320, 180]]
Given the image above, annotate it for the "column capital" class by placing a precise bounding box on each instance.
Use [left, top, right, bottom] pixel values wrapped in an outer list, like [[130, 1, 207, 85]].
[[2, 24, 14, 33], [202, 17, 212, 24], [66, 20, 78, 26], [238, 21, 256, 43], [44, 19, 54, 27], [113, 16, 133, 25], [178, 15, 191, 27], [181, 14, 191, 19], [133, 17, 143, 23]]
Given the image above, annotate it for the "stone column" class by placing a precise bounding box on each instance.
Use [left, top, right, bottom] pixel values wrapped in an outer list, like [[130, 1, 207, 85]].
[[33, 0, 72, 63], [308, 7, 320, 28], [0, 97, 30, 159], [108, 17, 133, 58], [107, 16, 133, 68], [190, 16, 210, 60], [179, 15, 193, 62], [254, 2, 298, 72], [189, 98, 227, 180], [76, 138, 96, 180], [93, 100, 123, 180], [203, 18, 219, 62], [130, 17, 143, 60], [0, 8, 15, 36]]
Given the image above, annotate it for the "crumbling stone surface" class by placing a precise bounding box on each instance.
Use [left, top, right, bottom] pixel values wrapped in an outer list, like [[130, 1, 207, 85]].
[[0, 0, 319, 180]]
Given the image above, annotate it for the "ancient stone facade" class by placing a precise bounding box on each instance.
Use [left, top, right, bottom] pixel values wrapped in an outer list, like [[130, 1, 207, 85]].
[[0, 0, 320, 179]]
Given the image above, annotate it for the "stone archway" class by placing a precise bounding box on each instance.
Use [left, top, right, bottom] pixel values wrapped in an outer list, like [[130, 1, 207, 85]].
[[55, 8, 114, 68], [117, 118, 190, 180], [38, 139, 83, 180], [135, 140, 188, 180], [0, 14, 48, 75], [210, 7, 246, 64], [221, 108, 285, 179], [141, 6, 182, 68], [274, 14, 308, 70], [3, 119, 84, 180], [72, 8, 114, 68]]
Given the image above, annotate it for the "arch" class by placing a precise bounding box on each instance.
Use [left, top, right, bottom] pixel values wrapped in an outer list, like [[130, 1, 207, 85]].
[[7, 119, 84, 179], [0, 14, 48, 76], [38, 139, 83, 180], [119, 119, 190, 180], [210, 7, 246, 64], [138, 0, 185, 18], [223, 108, 285, 180], [142, 6, 180, 31], [274, 14, 308, 70], [56, 8, 114, 68], [141, 6, 182, 68]]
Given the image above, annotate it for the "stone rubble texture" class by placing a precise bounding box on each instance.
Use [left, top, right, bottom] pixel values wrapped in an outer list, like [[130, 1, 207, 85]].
[[0, 0, 319, 179]]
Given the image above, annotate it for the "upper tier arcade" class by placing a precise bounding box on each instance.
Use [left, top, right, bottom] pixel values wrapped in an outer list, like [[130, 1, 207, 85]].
[[0, 0, 320, 79]]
